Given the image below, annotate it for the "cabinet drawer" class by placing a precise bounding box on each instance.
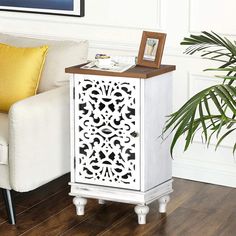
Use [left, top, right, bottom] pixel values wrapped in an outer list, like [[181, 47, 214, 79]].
[[73, 74, 141, 190]]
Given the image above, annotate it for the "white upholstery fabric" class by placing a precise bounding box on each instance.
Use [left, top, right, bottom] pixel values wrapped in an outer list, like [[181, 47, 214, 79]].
[[0, 113, 10, 189], [8, 86, 70, 192], [0, 164, 10, 189], [0, 113, 8, 165], [0, 33, 88, 92]]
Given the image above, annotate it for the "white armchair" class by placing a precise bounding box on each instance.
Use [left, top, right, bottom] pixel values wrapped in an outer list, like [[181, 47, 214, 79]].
[[0, 33, 88, 224]]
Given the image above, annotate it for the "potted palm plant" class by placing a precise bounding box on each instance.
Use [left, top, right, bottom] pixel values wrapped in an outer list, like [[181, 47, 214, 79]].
[[163, 31, 236, 157]]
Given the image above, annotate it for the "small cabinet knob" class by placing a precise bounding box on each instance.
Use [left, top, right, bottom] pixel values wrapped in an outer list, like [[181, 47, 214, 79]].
[[131, 131, 138, 138]]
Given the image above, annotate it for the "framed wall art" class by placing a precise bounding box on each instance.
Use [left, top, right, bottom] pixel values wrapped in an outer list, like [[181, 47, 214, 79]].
[[137, 31, 166, 68], [0, 0, 84, 17]]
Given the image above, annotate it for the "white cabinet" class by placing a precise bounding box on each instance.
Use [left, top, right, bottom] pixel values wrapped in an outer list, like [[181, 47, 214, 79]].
[[67, 64, 175, 224]]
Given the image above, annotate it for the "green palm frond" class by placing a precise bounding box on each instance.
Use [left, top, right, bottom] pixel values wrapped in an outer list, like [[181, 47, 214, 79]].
[[163, 31, 236, 156]]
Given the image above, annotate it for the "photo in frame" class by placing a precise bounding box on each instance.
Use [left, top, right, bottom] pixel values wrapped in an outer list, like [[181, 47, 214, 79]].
[[137, 31, 166, 68], [0, 0, 84, 17]]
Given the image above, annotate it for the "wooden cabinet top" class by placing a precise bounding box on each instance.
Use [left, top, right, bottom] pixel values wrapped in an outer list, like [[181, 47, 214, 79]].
[[65, 63, 176, 79]]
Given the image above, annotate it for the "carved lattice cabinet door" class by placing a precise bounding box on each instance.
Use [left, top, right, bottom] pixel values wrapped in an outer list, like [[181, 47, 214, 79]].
[[74, 75, 141, 190]]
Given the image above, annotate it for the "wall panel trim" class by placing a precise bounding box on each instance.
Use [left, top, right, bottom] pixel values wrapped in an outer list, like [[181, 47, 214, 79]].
[[0, 0, 163, 31], [189, 0, 236, 36]]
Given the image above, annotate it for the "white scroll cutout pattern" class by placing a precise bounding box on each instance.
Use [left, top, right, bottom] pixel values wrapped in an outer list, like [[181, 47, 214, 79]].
[[76, 78, 137, 188]]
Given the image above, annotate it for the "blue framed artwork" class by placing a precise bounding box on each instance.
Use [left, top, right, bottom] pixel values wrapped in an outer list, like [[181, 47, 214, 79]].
[[0, 0, 84, 17]]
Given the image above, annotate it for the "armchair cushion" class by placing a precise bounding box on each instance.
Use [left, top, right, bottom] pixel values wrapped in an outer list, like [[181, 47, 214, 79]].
[[0, 33, 88, 93], [0, 43, 48, 112], [0, 113, 8, 165]]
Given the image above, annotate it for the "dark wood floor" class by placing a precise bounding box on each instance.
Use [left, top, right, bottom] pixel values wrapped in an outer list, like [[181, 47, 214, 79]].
[[0, 174, 235, 236]]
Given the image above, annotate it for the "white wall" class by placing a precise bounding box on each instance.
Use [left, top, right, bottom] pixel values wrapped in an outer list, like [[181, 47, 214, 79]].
[[1, 0, 236, 187]]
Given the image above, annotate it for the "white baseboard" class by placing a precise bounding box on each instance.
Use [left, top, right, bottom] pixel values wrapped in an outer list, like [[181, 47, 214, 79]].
[[173, 158, 236, 188]]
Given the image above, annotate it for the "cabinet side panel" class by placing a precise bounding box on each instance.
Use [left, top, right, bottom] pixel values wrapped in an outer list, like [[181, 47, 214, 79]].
[[70, 74, 75, 183], [141, 73, 173, 191]]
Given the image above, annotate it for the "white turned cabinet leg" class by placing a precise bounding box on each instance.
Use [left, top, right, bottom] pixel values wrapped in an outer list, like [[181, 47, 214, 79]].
[[73, 196, 87, 215], [98, 199, 106, 204], [134, 205, 149, 225], [158, 195, 170, 213]]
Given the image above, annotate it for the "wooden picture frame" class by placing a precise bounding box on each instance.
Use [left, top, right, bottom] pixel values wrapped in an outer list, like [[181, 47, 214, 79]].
[[137, 31, 166, 68], [0, 0, 84, 17]]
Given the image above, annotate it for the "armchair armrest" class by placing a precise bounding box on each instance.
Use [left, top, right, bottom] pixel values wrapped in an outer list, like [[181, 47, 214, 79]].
[[8, 86, 70, 192]]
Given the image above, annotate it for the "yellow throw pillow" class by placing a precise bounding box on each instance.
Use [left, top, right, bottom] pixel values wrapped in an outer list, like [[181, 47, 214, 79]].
[[0, 43, 48, 112]]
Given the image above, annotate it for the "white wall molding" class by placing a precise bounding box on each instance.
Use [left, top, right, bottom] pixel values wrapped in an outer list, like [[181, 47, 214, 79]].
[[89, 40, 138, 53], [90, 41, 187, 57], [157, 0, 163, 30], [189, 0, 236, 36], [0, 30, 90, 44], [0, 0, 162, 31], [0, 13, 159, 31], [173, 158, 236, 187], [89, 42, 194, 58], [0, 30, 188, 58]]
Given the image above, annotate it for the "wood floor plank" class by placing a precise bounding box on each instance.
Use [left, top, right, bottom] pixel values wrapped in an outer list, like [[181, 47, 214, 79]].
[[0, 205, 27, 225], [214, 210, 236, 236], [160, 178, 206, 214], [182, 183, 232, 213], [101, 203, 207, 236], [85, 202, 133, 227], [182, 207, 234, 236], [22, 200, 106, 236], [143, 207, 209, 236], [63, 202, 134, 236], [99, 209, 165, 236], [0, 187, 71, 236], [216, 188, 236, 211], [14, 174, 70, 209], [99, 180, 233, 236], [63, 221, 105, 236], [0, 176, 235, 236]]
